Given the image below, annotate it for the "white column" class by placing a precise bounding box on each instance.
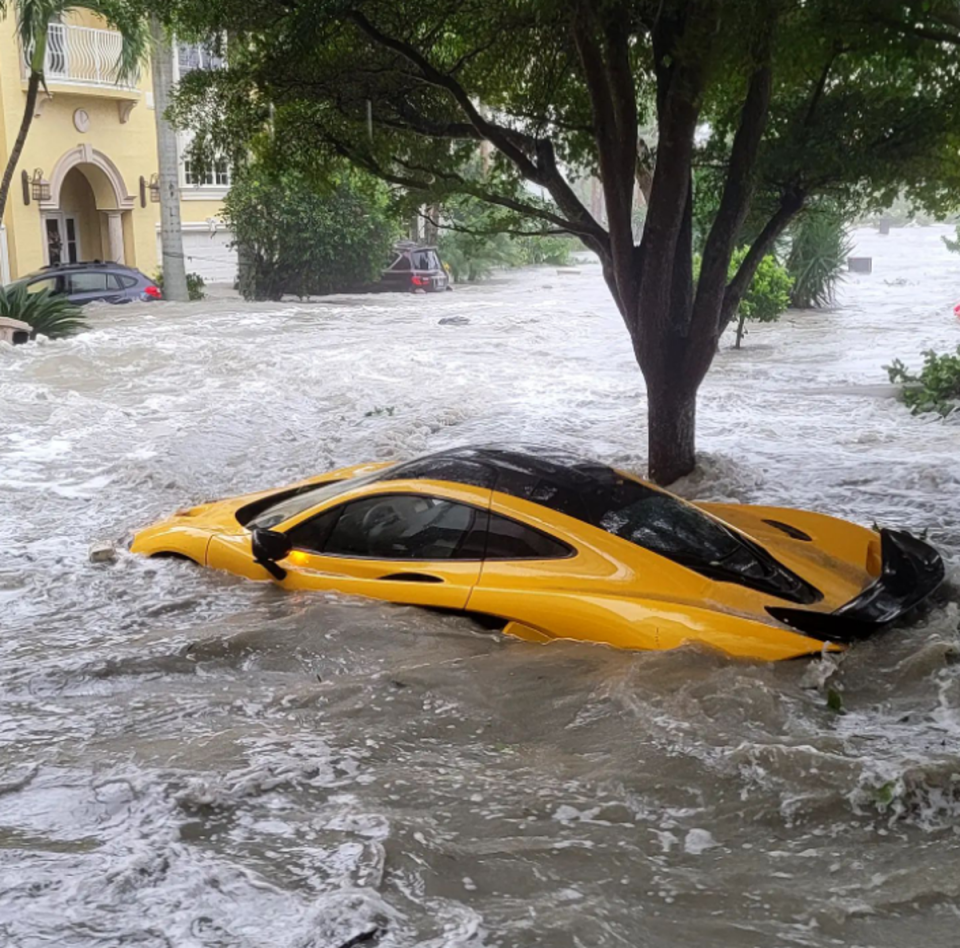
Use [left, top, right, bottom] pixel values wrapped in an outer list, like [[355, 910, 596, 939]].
[[107, 211, 124, 264]]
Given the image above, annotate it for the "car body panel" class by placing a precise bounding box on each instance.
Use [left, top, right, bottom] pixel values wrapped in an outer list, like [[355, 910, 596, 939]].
[[131, 451, 943, 662]]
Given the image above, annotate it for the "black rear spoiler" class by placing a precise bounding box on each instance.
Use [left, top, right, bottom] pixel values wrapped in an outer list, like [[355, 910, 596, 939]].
[[766, 529, 944, 644]]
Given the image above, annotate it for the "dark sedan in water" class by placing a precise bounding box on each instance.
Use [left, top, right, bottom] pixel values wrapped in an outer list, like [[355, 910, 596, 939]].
[[12, 262, 162, 305]]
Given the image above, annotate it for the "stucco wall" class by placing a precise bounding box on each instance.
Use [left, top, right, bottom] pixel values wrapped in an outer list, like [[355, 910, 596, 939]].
[[0, 12, 229, 281]]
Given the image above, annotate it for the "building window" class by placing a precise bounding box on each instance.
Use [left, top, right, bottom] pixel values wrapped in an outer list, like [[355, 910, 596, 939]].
[[183, 158, 231, 188], [176, 41, 224, 78]]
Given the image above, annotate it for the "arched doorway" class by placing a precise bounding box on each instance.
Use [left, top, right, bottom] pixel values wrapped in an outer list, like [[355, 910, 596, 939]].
[[40, 145, 135, 266], [44, 168, 99, 265]]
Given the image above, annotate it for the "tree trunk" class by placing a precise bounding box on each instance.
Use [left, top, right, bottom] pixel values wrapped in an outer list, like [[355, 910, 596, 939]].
[[0, 71, 41, 222], [236, 241, 256, 298], [647, 377, 698, 486], [150, 17, 189, 302], [424, 204, 440, 243], [734, 312, 746, 348]]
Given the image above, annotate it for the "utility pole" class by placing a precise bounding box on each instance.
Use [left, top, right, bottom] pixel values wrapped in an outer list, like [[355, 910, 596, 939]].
[[149, 17, 188, 301]]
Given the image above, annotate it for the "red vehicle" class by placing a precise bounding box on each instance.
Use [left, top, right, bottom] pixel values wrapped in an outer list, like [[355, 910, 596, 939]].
[[379, 243, 451, 293]]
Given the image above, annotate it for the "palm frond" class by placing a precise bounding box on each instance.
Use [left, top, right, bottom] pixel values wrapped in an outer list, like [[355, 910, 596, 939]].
[[0, 284, 86, 338], [0, 0, 149, 82], [81, 0, 150, 83], [786, 212, 853, 309]]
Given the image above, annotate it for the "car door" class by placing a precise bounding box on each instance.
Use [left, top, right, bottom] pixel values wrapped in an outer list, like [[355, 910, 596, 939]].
[[464, 510, 582, 637], [278, 490, 487, 609], [67, 270, 116, 304]]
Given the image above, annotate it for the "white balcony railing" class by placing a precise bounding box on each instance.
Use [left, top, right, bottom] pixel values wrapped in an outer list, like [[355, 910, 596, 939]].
[[30, 23, 139, 90]]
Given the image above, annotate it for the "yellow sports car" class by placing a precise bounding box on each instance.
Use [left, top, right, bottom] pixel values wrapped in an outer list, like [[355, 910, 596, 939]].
[[132, 446, 944, 661]]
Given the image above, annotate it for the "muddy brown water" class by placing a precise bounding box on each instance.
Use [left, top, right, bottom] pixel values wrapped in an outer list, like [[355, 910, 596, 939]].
[[1, 227, 959, 947]]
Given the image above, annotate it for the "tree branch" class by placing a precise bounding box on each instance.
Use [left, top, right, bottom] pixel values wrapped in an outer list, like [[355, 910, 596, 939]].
[[803, 49, 841, 128], [328, 137, 601, 244], [419, 210, 568, 239], [346, 9, 606, 251], [375, 111, 481, 141], [499, 107, 594, 137], [720, 189, 805, 331], [572, 2, 640, 305], [693, 18, 774, 339], [348, 10, 542, 179], [873, 13, 960, 45]]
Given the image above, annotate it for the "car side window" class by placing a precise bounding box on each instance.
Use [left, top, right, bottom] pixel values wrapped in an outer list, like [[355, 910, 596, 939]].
[[285, 507, 341, 554], [391, 255, 411, 271], [69, 272, 108, 293], [27, 277, 60, 295], [107, 273, 137, 290], [307, 494, 478, 560], [484, 513, 573, 560]]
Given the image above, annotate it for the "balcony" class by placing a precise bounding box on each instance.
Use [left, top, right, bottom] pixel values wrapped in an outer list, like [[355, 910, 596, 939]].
[[26, 23, 139, 91]]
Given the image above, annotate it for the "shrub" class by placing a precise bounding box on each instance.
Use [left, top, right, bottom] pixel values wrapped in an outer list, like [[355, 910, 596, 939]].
[[223, 163, 398, 300], [886, 347, 960, 417], [786, 211, 853, 308], [730, 248, 794, 348], [154, 269, 206, 301], [0, 284, 85, 339], [694, 248, 793, 348]]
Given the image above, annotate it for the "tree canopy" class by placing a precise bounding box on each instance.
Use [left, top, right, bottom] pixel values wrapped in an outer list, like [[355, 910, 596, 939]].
[[152, 0, 960, 481]]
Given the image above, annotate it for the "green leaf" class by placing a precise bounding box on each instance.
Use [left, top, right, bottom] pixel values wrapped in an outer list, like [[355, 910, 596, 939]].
[[826, 688, 845, 714]]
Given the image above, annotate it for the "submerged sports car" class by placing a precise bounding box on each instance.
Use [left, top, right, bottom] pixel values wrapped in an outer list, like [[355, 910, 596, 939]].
[[132, 446, 944, 661]]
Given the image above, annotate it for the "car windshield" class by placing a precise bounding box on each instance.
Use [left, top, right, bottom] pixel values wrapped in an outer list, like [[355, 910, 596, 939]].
[[247, 469, 389, 530], [591, 480, 818, 602], [598, 490, 741, 563], [413, 250, 440, 270]]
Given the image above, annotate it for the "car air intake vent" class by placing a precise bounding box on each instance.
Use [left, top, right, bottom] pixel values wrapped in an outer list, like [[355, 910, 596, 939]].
[[763, 519, 812, 541]]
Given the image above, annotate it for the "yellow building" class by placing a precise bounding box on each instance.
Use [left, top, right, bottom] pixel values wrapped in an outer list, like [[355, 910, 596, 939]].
[[0, 11, 236, 285]]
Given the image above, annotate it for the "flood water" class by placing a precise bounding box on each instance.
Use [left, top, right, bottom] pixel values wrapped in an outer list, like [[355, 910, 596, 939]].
[[1, 226, 959, 947]]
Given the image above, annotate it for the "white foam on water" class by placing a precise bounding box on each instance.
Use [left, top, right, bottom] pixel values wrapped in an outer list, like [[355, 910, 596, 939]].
[[2, 226, 960, 946]]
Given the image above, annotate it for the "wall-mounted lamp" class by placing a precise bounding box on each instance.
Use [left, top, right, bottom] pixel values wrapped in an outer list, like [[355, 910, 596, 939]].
[[148, 173, 160, 203], [139, 175, 147, 208], [30, 168, 51, 202]]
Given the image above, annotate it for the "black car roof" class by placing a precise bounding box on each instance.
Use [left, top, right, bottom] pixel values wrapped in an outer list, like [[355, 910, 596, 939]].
[[32, 261, 140, 275], [373, 446, 824, 605], [18, 263, 149, 285], [376, 445, 649, 524]]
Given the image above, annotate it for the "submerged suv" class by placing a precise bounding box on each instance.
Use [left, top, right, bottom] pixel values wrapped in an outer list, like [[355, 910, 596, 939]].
[[14, 261, 162, 305], [379, 244, 450, 293]]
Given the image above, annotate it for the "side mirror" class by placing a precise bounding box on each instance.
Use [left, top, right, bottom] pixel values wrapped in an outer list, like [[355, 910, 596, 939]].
[[251, 528, 292, 580]]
